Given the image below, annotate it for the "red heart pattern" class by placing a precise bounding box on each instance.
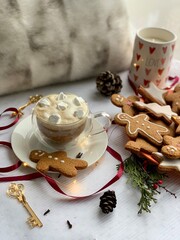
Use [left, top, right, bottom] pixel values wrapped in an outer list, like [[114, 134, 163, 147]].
[[134, 74, 138, 81], [144, 79, 150, 87], [145, 68, 151, 76], [139, 42, 143, 49], [149, 47, 155, 54], [161, 58, 166, 65], [131, 40, 174, 88], [158, 68, 164, 75], [135, 65, 140, 71], [172, 44, 175, 51], [136, 54, 141, 61], [162, 46, 167, 54], [155, 79, 161, 86]]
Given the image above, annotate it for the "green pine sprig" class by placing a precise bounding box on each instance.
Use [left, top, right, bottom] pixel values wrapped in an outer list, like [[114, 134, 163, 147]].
[[117, 154, 176, 214]]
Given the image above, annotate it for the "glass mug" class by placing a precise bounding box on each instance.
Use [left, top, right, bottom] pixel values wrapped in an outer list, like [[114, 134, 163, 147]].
[[32, 93, 111, 149]]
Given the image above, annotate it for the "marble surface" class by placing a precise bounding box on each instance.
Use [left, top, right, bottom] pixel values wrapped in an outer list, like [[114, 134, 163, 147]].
[[0, 60, 180, 240]]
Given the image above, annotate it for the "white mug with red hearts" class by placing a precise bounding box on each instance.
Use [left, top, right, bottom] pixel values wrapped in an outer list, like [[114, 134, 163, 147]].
[[128, 27, 177, 90]]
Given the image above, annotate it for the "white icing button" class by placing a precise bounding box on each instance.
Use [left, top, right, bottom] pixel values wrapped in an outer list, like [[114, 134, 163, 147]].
[[136, 121, 139, 123], [147, 126, 150, 129], [38, 150, 42, 153], [57, 101, 68, 110], [35, 153, 38, 155], [49, 114, 61, 124], [38, 98, 50, 107], [54, 157, 58, 160], [58, 92, 67, 100], [73, 97, 84, 106], [60, 160, 65, 163], [48, 156, 52, 159], [74, 109, 84, 119]]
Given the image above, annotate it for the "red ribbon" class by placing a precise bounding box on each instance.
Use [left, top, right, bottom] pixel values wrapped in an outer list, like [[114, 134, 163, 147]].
[[0, 141, 22, 172], [0, 142, 124, 198], [0, 108, 20, 130], [128, 75, 179, 95]]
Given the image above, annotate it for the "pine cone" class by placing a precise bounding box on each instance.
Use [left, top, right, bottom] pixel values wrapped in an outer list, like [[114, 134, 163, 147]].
[[99, 190, 117, 214], [96, 71, 122, 96]]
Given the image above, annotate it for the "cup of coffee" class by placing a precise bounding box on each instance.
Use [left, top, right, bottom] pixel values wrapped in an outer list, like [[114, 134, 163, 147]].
[[32, 92, 111, 149], [128, 27, 177, 90]]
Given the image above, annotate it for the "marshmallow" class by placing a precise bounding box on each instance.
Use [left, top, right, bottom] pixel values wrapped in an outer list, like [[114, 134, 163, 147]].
[[57, 101, 68, 110], [38, 98, 50, 107], [58, 92, 67, 100], [48, 114, 61, 124], [74, 109, 84, 119], [73, 97, 84, 106]]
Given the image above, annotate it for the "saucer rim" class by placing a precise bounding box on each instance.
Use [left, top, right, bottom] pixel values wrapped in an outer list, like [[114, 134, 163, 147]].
[[11, 115, 108, 171]]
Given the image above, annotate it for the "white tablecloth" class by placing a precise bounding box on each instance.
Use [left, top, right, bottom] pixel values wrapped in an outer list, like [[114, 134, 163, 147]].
[[1, 60, 180, 240]]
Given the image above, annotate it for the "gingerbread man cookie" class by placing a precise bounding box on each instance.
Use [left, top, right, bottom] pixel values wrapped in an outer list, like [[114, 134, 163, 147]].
[[161, 135, 180, 159], [29, 150, 88, 177], [111, 94, 139, 116], [164, 83, 180, 114], [125, 138, 158, 155], [114, 113, 169, 146]]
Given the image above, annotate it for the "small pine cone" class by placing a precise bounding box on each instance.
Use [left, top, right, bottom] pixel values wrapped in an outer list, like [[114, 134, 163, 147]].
[[99, 190, 117, 214], [96, 71, 122, 96]]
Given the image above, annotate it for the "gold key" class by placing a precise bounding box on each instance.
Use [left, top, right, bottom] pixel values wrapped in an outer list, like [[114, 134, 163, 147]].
[[7, 183, 43, 228], [12, 94, 43, 117]]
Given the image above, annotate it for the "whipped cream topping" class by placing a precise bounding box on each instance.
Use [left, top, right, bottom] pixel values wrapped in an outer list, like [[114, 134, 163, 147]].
[[35, 92, 88, 124]]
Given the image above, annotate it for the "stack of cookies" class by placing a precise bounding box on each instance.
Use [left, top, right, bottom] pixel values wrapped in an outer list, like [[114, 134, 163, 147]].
[[111, 82, 180, 173]]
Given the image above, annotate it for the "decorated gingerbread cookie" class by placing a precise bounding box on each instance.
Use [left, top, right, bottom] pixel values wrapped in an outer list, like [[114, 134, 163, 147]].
[[164, 83, 180, 114], [29, 150, 88, 177], [158, 156, 180, 172], [133, 101, 177, 125], [137, 82, 167, 106], [114, 113, 169, 146], [111, 94, 139, 116], [171, 115, 180, 135], [125, 138, 158, 155], [137, 82, 167, 105], [161, 135, 180, 159]]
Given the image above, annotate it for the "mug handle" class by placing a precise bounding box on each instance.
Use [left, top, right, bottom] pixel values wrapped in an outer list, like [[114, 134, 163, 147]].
[[89, 111, 112, 136]]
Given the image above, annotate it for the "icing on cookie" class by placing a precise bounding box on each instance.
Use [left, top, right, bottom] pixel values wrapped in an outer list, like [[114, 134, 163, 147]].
[[134, 101, 177, 123]]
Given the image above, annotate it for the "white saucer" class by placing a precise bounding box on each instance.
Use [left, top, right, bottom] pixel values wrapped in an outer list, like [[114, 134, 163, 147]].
[[11, 116, 108, 170]]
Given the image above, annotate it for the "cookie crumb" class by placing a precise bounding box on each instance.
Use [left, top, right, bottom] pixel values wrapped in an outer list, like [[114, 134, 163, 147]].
[[43, 209, 50, 216], [67, 220, 72, 229], [57, 173, 61, 178]]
